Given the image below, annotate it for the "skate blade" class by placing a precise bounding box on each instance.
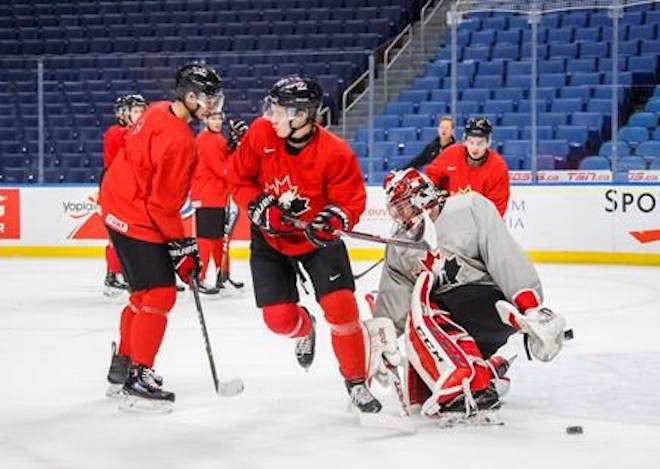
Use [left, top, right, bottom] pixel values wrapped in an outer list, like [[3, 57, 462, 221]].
[[355, 408, 417, 434], [118, 394, 173, 414], [105, 383, 124, 399], [218, 378, 245, 397], [434, 410, 503, 428], [103, 287, 124, 298]]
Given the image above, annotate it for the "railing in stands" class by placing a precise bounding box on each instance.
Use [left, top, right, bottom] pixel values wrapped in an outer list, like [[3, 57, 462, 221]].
[[420, 0, 448, 56], [383, 23, 414, 99]]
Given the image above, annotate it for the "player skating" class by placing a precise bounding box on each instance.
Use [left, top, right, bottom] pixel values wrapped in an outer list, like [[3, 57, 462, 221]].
[[100, 64, 224, 412], [373, 168, 566, 425], [226, 76, 383, 416]]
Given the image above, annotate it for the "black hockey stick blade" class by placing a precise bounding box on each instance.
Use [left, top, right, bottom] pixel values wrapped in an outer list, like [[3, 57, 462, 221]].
[[190, 277, 244, 397]]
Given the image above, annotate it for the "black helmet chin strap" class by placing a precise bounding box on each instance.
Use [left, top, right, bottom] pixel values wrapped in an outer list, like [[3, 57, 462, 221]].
[[285, 121, 316, 155]]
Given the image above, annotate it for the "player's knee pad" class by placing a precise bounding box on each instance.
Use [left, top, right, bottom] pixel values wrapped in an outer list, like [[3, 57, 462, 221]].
[[262, 303, 308, 337], [319, 289, 361, 335], [139, 286, 177, 316]]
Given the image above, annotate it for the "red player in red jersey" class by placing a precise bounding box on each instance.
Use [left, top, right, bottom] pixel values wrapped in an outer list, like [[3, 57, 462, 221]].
[[100, 64, 224, 412], [101, 95, 149, 296], [425, 117, 510, 217], [191, 110, 246, 295], [227, 76, 383, 415]]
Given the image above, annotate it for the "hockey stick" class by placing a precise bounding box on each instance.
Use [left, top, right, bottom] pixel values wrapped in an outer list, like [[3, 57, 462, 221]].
[[353, 258, 384, 281], [218, 195, 235, 284], [189, 276, 244, 397], [282, 212, 437, 251]]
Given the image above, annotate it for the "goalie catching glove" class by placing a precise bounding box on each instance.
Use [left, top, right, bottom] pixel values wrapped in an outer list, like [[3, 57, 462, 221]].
[[496, 289, 566, 362]]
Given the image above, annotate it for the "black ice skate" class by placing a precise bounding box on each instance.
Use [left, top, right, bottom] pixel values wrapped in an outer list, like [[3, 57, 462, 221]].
[[196, 279, 220, 295], [294, 311, 316, 370], [346, 380, 383, 414], [103, 272, 128, 297], [106, 341, 130, 398], [442, 383, 501, 414], [216, 271, 245, 296], [119, 364, 175, 413]]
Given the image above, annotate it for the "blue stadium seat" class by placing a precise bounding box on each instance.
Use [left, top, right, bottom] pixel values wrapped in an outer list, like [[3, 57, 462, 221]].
[[551, 98, 583, 113], [491, 44, 519, 60], [503, 140, 531, 158], [356, 128, 386, 142], [374, 115, 400, 129], [419, 126, 438, 142], [618, 156, 647, 172], [645, 98, 660, 116], [463, 46, 490, 61], [562, 11, 589, 28], [413, 76, 441, 90], [399, 90, 428, 104], [495, 29, 520, 45], [471, 30, 496, 46], [618, 126, 650, 147], [482, 16, 507, 31], [572, 112, 605, 134], [538, 139, 569, 157], [628, 112, 658, 129], [401, 141, 427, 158], [520, 155, 558, 170], [385, 101, 415, 116], [559, 86, 591, 102], [539, 73, 566, 88], [478, 60, 505, 76], [550, 43, 578, 59], [457, 101, 481, 116], [388, 127, 417, 144], [473, 74, 503, 88], [571, 72, 601, 86], [579, 156, 610, 170], [538, 60, 565, 74], [501, 113, 531, 127], [373, 141, 397, 159], [492, 126, 518, 141], [579, 41, 609, 58], [518, 99, 548, 113], [555, 125, 589, 146], [402, 114, 432, 129], [575, 27, 601, 42], [521, 125, 554, 140], [350, 141, 367, 159], [650, 157, 660, 169], [494, 88, 524, 103], [567, 58, 596, 73], [502, 155, 519, 170], [461, 88, 490, 103], [483, 100, 514, 115], [539, 112, 569, 127], [635, 141, 660, 159], [599, 141, 631, 157], [547, 27, 574, 43]]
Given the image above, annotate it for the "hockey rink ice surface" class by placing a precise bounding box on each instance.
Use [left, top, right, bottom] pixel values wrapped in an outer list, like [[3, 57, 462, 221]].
[[2, 258, 660, 469]]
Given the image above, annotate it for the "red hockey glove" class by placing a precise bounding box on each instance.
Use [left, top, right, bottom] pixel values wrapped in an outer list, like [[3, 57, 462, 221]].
[[228, 119, 248, 150], [167, 238, 200, 285], [248, 193, 295, 236], [304, 205, 349, 248]]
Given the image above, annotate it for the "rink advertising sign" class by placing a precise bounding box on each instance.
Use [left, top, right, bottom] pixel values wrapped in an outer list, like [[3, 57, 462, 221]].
[[0, 185, 659, 264], [0, 189, 20, 239]]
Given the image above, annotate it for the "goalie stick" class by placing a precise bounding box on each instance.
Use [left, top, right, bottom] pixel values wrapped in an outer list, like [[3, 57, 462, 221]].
[[190, 276, 244, 397], [282, 211, 437, 251]]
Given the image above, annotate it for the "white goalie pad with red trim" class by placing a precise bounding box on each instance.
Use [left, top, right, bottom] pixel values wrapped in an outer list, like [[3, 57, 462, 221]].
[[404, 271, 476, 416]]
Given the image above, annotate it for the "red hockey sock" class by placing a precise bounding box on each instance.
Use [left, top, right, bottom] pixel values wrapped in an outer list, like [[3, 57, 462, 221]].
[[106, 244, 121, 274], [320, 289, 367, 381], [197, 237, 216, 280], [212, 239, 225, 274], [262, 303, 311, 338], [118, 305, 136, 356], [130, 312, 167, 369]]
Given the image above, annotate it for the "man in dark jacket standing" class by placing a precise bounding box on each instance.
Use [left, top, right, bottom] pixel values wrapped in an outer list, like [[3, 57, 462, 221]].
[[403, 115, 455, 169]]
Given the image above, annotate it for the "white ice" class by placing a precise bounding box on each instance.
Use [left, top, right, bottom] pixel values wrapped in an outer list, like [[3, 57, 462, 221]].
[[2, 258, 660, 469]]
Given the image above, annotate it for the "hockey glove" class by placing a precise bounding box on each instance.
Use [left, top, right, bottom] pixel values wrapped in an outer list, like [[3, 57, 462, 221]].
[[496, 289, 566, 362], [248, 193, 295, 236], [227, 119, 248, 150], [304, 205, 349, 248], [167, 238, 200, 285]]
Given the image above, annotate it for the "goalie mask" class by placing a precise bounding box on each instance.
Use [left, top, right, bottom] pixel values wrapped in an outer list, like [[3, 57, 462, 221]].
[[383, 168, 443, 235]]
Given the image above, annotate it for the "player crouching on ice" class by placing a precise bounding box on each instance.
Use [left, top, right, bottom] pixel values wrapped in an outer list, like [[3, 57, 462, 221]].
[[370, 168, 566, 423]]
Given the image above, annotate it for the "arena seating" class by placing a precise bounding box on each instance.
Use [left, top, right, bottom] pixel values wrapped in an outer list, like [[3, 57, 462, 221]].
[[0, 0, 422, 184], [351, 4, 660, 184]]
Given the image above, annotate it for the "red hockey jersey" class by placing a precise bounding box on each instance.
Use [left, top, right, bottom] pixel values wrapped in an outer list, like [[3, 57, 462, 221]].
[[425, 143, 510, 217], [227, 117, 366, 256], [191, 130, 231, 208], [102, 124, 127, 169], [100, 101, 196, 243]]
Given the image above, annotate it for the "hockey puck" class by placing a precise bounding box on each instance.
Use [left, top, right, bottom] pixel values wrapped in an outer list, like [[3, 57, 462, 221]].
[[564, 329, 574, 340], [566, 425, 583, 435]]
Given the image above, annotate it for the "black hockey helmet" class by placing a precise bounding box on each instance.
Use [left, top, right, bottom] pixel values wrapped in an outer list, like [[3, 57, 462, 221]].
[[113, 95, 129, 114], [263, 75, 322, 120], [124, 93, 147, 109], [175, 63, 224, 113], [464, 117, 493, 138]]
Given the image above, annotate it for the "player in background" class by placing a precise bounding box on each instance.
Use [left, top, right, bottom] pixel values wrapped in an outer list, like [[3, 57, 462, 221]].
[[101, 96, 130, 296], [373, 168, 565, 419], [100, 64, 224, 411], [425, 117, 510, 217], [403, 115, 456, 170], [191, 110, 246, 294], [226, 76, 383, 414], [124, 94, 147, 126]]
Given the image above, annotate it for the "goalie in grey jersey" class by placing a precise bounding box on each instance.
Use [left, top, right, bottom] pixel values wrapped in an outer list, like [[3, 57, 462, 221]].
[[372, 168, 566, 417]]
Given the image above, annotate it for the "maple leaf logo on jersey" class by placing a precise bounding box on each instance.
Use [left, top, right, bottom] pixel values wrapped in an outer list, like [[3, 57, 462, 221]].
[[414, 250, 461, 287], [265, 175, 310, 216]]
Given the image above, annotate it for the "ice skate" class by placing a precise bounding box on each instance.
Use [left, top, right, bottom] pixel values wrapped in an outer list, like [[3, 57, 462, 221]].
[[196, 279, 220, 295], [106, 341, 130, 398], [119, 364, 174, 413], [346, 380, 383, 414], [103, 272, 128, 297], [294, 312, 316, 370]]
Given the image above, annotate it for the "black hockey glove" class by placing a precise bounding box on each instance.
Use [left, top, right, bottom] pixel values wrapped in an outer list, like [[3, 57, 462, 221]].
[[304, 205, 349, 248], [167, 238, 200, 284], [228, 119, 248, 150], [247, 193, 295, 236]]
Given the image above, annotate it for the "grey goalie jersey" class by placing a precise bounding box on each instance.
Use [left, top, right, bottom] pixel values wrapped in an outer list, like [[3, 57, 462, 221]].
[[374, 192, 542, 335]]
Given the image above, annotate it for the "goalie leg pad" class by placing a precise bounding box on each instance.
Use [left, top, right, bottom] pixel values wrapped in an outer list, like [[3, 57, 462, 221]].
[[364, 317, 402, 386]]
